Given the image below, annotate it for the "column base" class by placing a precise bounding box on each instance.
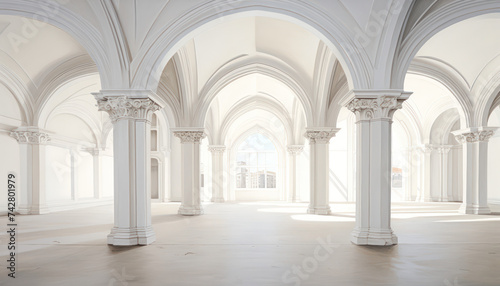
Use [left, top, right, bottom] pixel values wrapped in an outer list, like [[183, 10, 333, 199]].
[[17, 204, 50, 215], [211, 197, 225, 203], [178, 205, 204, 215], [107, 226, 156, 246], [351, 228, 398, 246], [459, 204, 491, 215], [307, 205, 331, 215]]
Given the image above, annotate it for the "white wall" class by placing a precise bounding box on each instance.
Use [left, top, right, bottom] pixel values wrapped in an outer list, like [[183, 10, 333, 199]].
[[45, 145, 73, 203], [0, 133, 20, 214], [75, 151, 94, 199]]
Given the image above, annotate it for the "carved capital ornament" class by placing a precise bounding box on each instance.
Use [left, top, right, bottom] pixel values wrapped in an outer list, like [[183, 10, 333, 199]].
[[287, 145, 304, 155], [10, 131, 50, 144], [304, 129, 338, 144], [96, 96, 160, 123], [173, 131, 206, 143], [208, 145, 226, 153], [454, 130, 495, 144], [346, 96, 405, 120]]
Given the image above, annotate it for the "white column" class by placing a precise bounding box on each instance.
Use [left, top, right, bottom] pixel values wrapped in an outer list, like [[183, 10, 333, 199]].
[[437, 146, 451, 202], [287, 145, 303, 203], [94, 94, 159, 246], [208, 145, 226, 203], [172, 129, 206, 215], [345, 91, 410, 246], [86, 148, 102, 199], [304, 128, 339, 215], [452, 127, 497, 214], [10, 128, 50, 215], [418, 144, 433, 202]]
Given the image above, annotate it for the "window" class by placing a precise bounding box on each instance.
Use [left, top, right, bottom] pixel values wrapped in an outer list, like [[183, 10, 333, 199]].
[[235, 133, 278, 189]]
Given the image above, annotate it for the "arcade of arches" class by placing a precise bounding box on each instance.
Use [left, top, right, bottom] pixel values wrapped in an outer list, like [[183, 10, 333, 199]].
[[1, 1, 500, 284]]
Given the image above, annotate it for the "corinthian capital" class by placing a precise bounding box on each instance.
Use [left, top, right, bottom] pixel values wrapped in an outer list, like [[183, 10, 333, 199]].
[[95, 96, 160, 123], [346, 96, 405, 120], [304, 128, 339, 144], [342, 90, 411, 121], [287, 145, 304, 155], [172, 129, 206, 143], [452, 127, 498, 144], [208, 145, 226, 153], [10, 130, 50, 144]]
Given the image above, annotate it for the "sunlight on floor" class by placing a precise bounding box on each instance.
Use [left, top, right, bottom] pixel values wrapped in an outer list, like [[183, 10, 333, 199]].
[[290, 214, 355, 222]]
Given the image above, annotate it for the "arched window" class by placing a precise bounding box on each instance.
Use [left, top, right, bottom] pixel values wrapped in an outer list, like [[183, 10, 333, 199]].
[[235, 133, 278, 189]]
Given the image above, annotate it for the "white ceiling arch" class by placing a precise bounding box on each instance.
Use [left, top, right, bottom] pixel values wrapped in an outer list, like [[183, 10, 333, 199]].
[[407, 57, 472, 128], [0, 65, 32, 125], [472, 56, 500, 127], [131, 1, 372, 92], [429, 108, 461, 145], [36, 74, 102, 129], [392, 0, 500, 89], [225, 121, 285, 155], [0, 1, 117, 88], [216, 94, 294, 146], [193, 63, 312, 127]]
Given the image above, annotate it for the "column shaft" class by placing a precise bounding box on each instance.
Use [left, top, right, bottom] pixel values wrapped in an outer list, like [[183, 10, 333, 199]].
[[287, 146, 303, 203], [209, 146, 225, 203], [173, 129, 206, 215]]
